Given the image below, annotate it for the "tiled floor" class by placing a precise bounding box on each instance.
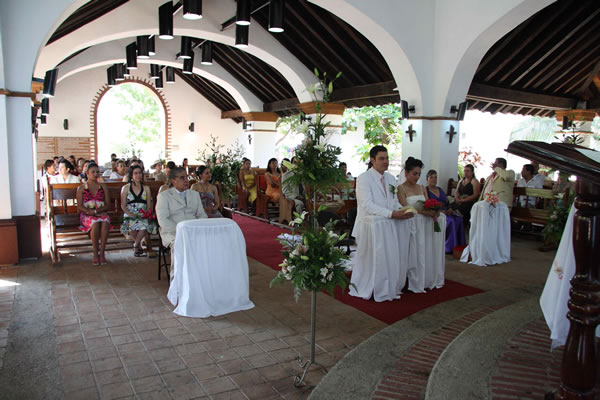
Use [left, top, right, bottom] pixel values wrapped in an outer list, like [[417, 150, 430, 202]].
[[0, 267, 17, 370], [41, 251, 385, 399]]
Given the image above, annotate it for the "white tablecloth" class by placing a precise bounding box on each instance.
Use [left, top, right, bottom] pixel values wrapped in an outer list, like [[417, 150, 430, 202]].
[[408, 214, 446, 292], [350, 216, 411, 301], [539, 205, 600, 348], [167, 218, 255, 317], [460, 200, 511, 266]]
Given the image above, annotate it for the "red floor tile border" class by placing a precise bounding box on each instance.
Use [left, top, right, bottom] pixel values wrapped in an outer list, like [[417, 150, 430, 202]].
[[370, 305, 506, 400]]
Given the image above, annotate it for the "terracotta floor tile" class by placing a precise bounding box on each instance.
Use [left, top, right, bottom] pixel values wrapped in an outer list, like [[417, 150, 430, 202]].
[[58, 339, 86, 354], [191, 364, 226, 381], [58, 350, 89, 366], [148, 347, 179, 362], [258, 364, 295, 382], [56, 323, 81, 336], [191, 330, 220, 342], [223, 334, 253, 348], [155, 358, 188, 374], [131, 375, 165, 394], [94, 367, 129, 385], [200, 376, 237, 395], [98, 381, 134, 400], [134, 388, 173, 399], [121, 351, 152, 367], [133, 320, 158, 332], [229, 369, 267, 388], [258, 339, 289, 352], [117, 341, 146, 355], [143, 338, 173, 351], [175, 342, 206, 356], [108, 324, 134, 336], [88, 346, 119, 361], [210, 389, 248, 400], [111, 333, 140, 346], [62, 372, 96, 392], [269, 348, 301, 363], [125, 362, 159, 380], [161, 369, 197, 387], [86, 336, 114, 350], [84, 328, 110, 340], [104, 318, 130, 328], [245, 352, 278, 368], [208, 348, 241, 363], [156, 318, 181, 329], [248, 331, 277, 343], [233, 343, 264, 358], [91, 356, 124, 372], [218, 355, 254, 375], [138, 329, 166, 341], [62, 360, 93, 378], [168, 334, 197, 346], [240, 382, 280, 400], [63, 386, 101, 400], [181, 352, 214, 367], [161, 326, 188, 337]]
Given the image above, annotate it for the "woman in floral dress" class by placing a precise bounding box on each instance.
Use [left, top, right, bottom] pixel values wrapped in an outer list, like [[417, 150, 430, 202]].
[[76, 162, 111, 265], [120, 165, 157, 257]]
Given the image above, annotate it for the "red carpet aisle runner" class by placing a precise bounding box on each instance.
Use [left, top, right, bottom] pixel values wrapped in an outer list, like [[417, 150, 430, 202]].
[[233, 214, 483, 325]]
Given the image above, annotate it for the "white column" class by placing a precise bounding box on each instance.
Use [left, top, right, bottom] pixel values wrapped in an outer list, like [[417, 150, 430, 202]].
[[0, 94, 12, 219]]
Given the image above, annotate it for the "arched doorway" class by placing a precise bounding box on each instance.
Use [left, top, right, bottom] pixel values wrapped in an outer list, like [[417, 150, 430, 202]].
[[93, 79, 170, 165]]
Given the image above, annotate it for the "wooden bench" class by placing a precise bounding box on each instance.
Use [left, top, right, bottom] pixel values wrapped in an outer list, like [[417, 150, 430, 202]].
[[256, 173, 280, 220], [510, 187, 556, 228], [46, 181, 163, 263]]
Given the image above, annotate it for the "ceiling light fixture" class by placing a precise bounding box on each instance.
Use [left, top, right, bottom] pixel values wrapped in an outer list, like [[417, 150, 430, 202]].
[[150, 64, 161, 79], [126, 42, 138, 69], [114, 64, 125, 81], [148, 35, 156, 56], [235, 25, 249, 48], [236, 0, 251, 25], [137, 36, 150, 59], [268, 0, 285, 33], [166, 66, 175, 83], [201, 41, 213, 65], [41, 98, 50, 115], [155, 72, 164, 88], [183, 0, 202, 20], [107, 65, 116, 87], [159, 1, 174, 40], [42, 68, 58, 98], [183, 52, 194, 74], [180, 36, 192, 59]]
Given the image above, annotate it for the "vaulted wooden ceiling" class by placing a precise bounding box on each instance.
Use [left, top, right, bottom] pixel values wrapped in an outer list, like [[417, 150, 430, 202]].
[[48, 0, 600, 120]]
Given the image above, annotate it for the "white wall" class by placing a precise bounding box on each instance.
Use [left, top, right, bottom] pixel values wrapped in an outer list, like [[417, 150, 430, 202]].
[[38, 64, 245, 165]]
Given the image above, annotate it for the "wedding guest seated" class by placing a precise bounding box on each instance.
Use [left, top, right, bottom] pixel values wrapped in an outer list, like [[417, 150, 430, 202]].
[[530, 160, 546, 188], [265, 157, 281, 203], [156, 167, 208, 249], [517, 164, 543, 207], [122, 159, 143, 183], [191, 166, 223, 218], [109, 160, 127, 180], [120, 165, 158, 258], [425, 169, 465, 253], [43, 159, 56, 179], [159, 162, 177, 193], [104, 153, 117, 169], [151, 160, 167, 182], [102, 159, 117, 177], [239, 158, 257, 205], [461, 157, 514, 266], [350, 145, 414, 301], [480, 157, 515, 207], [182, 158, 190, 176], [50, 159, 81, 184], [68, 155, 79, 175], [397, 157, 446, 291], [76, 162, 111, 265], [79, 160, 90, 181], [280, 158, 304, 214], [453, 164, 481, 227]]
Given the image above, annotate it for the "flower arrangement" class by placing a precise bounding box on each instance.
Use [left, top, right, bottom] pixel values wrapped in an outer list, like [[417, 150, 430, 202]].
[[198, 135, 245, 201], [542, 190, 574, 246], [424, 198, 442, 232], [270, 211, 351, 300], [485, 191, 499, 207], [139, 209, 156, 221]]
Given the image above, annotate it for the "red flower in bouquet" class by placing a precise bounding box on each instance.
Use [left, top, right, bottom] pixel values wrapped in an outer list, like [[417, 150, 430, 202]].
[[424, 198, 442, 232], [140, 209, 156, 221]]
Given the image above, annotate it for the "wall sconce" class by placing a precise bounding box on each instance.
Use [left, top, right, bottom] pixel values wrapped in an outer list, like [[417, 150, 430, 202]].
[[63, 119, 69, 130], [450, 102, 467, 121], [41, 98, 50, 115], [43, 68, 58, 98], [40, 115, 47, 125], [188, 122, 195, 133], [406, 124, 415, 142], [401, 100, 415, 119]]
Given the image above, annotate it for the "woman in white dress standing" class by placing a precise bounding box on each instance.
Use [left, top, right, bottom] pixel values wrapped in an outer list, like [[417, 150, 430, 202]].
[[397, 157, 446, 292]]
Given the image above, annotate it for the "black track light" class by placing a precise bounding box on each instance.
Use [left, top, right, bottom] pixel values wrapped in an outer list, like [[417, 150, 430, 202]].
[[201, 41, 213, 65], [155, 71, 164, 88], [126, 42, 138, 69], [43, 68, 58, 97], [236, 0, 251, 25], [41, 98, 50, 115], [268, 0, 285, 33], [137, 36, 150, 59], [148, 36, 156, 56], [150, 64, 161, 80], [107, 66, 116, 87], [114, 64, 125, 81], [166, 66, 175, 83], [183, 52, 194, 74], [183, 0, 202, 20], [40, 115, 47, 125], [180, 36, 193, 59], [159, 1, 174, 40], [235, 25, 249, 48]]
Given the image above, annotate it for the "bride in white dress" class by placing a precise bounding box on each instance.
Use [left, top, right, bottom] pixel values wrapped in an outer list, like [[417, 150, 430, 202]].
[[397, 157, 446, 292]]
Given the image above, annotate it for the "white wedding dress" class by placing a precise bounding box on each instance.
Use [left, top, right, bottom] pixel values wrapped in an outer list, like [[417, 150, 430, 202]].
[[406, 195, 446, 292], [460, 200, 511, 266]]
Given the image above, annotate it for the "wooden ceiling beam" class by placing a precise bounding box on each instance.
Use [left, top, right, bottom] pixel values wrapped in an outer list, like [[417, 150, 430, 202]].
[[547, 48, 600, 93], [330, 81, 398, 102], [467, 82, 577, 109], [221, 109, 244, 119], [577, 58, 600, 96], [263, 98, 300, 113]]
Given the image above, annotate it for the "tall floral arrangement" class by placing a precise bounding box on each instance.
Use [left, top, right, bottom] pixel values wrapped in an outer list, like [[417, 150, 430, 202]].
[[270, 69, 351, 299], [198, 135, 245, 200]]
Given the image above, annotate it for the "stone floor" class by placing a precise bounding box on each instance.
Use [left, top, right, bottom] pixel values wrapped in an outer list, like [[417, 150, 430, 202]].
[[0, 249, 384, 400]]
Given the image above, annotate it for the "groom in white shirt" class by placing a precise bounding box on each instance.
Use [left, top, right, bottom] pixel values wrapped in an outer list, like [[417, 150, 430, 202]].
[[352, 145, 413, 239], [350, 146, 414, 302]]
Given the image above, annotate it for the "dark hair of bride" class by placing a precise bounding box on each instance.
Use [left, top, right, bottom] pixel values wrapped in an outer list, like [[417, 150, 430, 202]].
[[404, 157, 423, 172]]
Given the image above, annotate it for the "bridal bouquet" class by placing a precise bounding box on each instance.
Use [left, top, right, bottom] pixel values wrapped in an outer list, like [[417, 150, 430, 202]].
[[485, 191, 499, 207], [270, 210, 351, 301], [424, 198, 442, 232], [140, 209, 156, 221]]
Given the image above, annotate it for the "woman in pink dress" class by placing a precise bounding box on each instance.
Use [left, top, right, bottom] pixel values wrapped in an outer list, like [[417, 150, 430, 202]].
[[76, 162, 111, 265]]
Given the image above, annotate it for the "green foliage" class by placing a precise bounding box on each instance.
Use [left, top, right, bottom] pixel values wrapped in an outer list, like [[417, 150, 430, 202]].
[[270, 212, 351, 300], [342, 104, 403, 161], [542, 190, 575, 245], [198, 135, 245, 200], [112, 83, 162, 156]]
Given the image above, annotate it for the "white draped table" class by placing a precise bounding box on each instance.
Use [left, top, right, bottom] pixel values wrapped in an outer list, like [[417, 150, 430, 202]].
[[540, 205, 600, 348], [460, 200, 511, 266], [349, 214, 446, 301], [167, 218, 255, 317]]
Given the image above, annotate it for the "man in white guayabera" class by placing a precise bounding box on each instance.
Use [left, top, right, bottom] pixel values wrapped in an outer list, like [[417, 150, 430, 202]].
[[350, 145, 414, 302]]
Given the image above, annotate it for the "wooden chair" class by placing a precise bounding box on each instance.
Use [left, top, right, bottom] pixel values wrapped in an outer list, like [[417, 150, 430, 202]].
[[255, 174, 279, 220]]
